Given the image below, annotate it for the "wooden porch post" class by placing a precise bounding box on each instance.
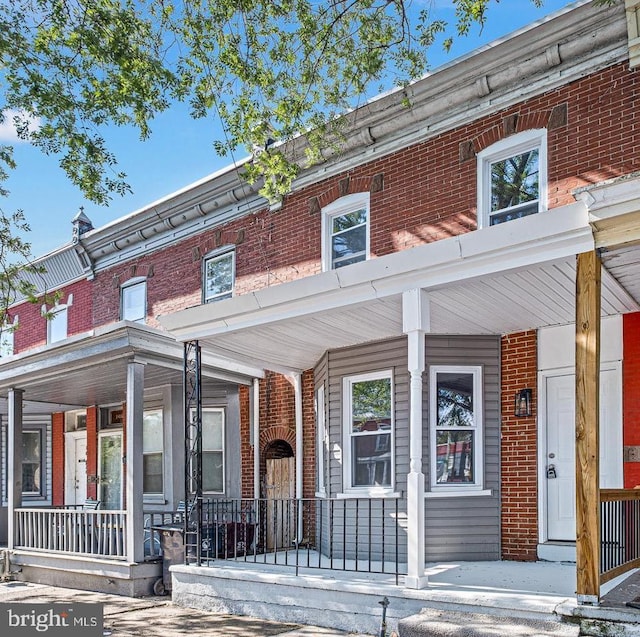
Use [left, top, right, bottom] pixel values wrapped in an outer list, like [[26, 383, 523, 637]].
[[403, 289, 429, 589], [575, 250, 601, 604], [7, 388, 24, 550]]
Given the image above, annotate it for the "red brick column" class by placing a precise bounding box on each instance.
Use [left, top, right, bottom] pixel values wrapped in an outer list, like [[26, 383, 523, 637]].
[[501, 330, 538, 561], [86, 406, 99, 500], [623, 312, 640, 488], [51, 413, 65, 506]]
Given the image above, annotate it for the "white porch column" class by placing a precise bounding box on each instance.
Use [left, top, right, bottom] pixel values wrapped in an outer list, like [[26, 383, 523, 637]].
[[253, 378, 261, 500], [126, 361, 145, 563], [7, 388, 24, 550], [293, 372, 303, 501], [402, 289, 430, 589]]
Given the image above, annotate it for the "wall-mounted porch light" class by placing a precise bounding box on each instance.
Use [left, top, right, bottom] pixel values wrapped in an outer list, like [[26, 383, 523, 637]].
[[514, 388, 532, 417]]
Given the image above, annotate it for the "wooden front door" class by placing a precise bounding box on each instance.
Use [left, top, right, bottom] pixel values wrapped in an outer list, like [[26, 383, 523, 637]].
[[265, 456, 295, 550]]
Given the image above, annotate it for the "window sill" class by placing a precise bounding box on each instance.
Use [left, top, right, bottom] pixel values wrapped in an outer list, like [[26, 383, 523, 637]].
[[336, 490, 401, 500], [426, 488, 492, 498], [315, 491, 327, 499]]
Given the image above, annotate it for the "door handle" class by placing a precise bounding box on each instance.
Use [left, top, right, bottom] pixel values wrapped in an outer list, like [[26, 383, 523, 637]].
[[547, 464, 557, 479]]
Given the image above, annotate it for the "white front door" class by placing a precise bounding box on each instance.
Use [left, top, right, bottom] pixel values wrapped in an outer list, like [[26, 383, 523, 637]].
[[65, 433, 87, 506], [545, 366, 622, 541]]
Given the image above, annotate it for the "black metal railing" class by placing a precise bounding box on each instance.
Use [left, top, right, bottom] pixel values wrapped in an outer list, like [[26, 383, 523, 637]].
[[600, 489, 640, 583], [186, 497, 406, 584]]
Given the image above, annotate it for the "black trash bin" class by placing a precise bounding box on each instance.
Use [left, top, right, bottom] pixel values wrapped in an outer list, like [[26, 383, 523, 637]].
[[151, 524, 184, 595]]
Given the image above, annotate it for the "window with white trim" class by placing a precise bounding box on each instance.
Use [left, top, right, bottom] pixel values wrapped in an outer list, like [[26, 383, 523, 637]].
[[202, 408, 225, 494], [322, 193, 370, 271], [477, 129, 547, 228], [343, 370, 394, 492], [47, 304, 68, 344], [0, 321, 14, 357], [430, 366, 483, 490], [316, 385, 327, 497], [202, 248, 235, 303], [22, 429, 43, 496], [143, 409, 163, 495], [121, 278, 146, 323]]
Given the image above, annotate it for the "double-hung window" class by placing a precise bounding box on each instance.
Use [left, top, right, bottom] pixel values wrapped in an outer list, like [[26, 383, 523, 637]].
[[430, 366, 484, 491], [202, 248, 235, 303], [142, 409, 163, 495], [477, 129, 547, 227], [47, 304, 68, 344], [322, 193, 370, 271], [202, 408, 225, 493], [0, 322, 14, 357], [22, 430, 43, 496], [343, 370, 394, 493], [121, 278, 147, 323]]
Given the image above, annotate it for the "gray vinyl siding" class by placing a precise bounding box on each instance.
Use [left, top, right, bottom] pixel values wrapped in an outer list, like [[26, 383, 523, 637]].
[[323, 337, 409, 563], [424, 335, 501, 561]]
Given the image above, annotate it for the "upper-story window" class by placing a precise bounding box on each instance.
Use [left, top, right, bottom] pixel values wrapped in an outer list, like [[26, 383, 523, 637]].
[[322, 193, 370, 271], [121, 278, 146, 323], [477, 129, 547, 228], [0, 319, 15, 357], [202, 248, 235, 303], [47, 299, 71, 344]]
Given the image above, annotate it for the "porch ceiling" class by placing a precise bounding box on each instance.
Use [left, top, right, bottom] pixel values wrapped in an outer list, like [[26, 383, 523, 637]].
[[0, 322, 260, 412], [192, 254, 639, 373]]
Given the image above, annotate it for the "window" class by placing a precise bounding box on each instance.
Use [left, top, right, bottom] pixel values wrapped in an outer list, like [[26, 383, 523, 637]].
[[316, 385, 327, 497], [22, 430, 42, 495], [121, 278, 146, 323], [430, 366, 483, 490], [343, 370, 394, 492], [0, 323, 14, 357], [203, 248, 235, 303], [143, 409, 163, 495], [477, 129, 547, 227], [47, 305, 68, 344], [202, 408, 225, 493], [322, 193, 370, 271]]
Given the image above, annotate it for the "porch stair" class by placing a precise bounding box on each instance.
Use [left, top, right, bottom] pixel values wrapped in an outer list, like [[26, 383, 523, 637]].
[[397, 608, 579, 637]]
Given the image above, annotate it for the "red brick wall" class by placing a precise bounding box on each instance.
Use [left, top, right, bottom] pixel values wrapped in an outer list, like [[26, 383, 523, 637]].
[[51, 413, 65, 506], [623, 313, 640, 488], [501, 331, 538, 561], [86, 406, 98, 500], [13, 278, 93, 354], [84, 63, 639, 335]]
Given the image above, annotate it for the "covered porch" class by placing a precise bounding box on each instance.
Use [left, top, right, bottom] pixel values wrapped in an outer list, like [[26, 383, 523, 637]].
[[159, 175, 640, 605], [1, 321, 261, 595]]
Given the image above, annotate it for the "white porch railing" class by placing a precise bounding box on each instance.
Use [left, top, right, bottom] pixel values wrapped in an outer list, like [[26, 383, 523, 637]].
[[15, 508, 128, 559]]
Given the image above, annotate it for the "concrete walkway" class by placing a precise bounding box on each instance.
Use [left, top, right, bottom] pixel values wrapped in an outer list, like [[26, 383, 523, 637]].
[[0, 581, 358, 636]]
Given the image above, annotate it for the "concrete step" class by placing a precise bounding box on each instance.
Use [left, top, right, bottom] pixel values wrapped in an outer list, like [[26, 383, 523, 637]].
[[398, 608, 579, 637]]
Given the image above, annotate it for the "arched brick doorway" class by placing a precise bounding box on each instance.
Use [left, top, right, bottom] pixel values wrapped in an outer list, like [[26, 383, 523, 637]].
[[263, 439, 294, 549]]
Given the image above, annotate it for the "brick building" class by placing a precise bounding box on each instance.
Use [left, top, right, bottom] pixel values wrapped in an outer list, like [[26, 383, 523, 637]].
[[1, 0, 640, 616]]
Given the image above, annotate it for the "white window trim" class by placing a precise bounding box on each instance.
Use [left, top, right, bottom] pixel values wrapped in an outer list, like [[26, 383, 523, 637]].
[[321, 192, 370, 272], [142, 408, 164, 497], [201, 407, 225, 495], [477, 128, 547, 229], [315, 384, 327, 498], [340, 369, 395, 497], [47, 302, 70, 344], [429, 365, 484, 495], [120, 277, 147, 323], [202, 246, 236, 303]]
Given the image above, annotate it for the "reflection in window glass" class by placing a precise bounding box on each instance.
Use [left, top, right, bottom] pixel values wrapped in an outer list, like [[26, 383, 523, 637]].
[[143, 410, 163, 494], [435, 371, 477, 484], [202, 409, 225, 493], [121, 280, 146, 322], [22, 431, 41, 494], [490, 148, 539, 225], [349, 374, 392, 487], [48, 306, 68, 343], [331, 208, 367, 269], [203, 251, 234, 302]]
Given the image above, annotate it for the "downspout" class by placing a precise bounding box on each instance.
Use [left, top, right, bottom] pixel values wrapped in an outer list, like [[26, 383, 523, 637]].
[[253, 378, 260, 500]]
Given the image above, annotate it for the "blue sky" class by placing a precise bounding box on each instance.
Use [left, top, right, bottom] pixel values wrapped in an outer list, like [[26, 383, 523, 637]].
[[1, 0, 575, 258]]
